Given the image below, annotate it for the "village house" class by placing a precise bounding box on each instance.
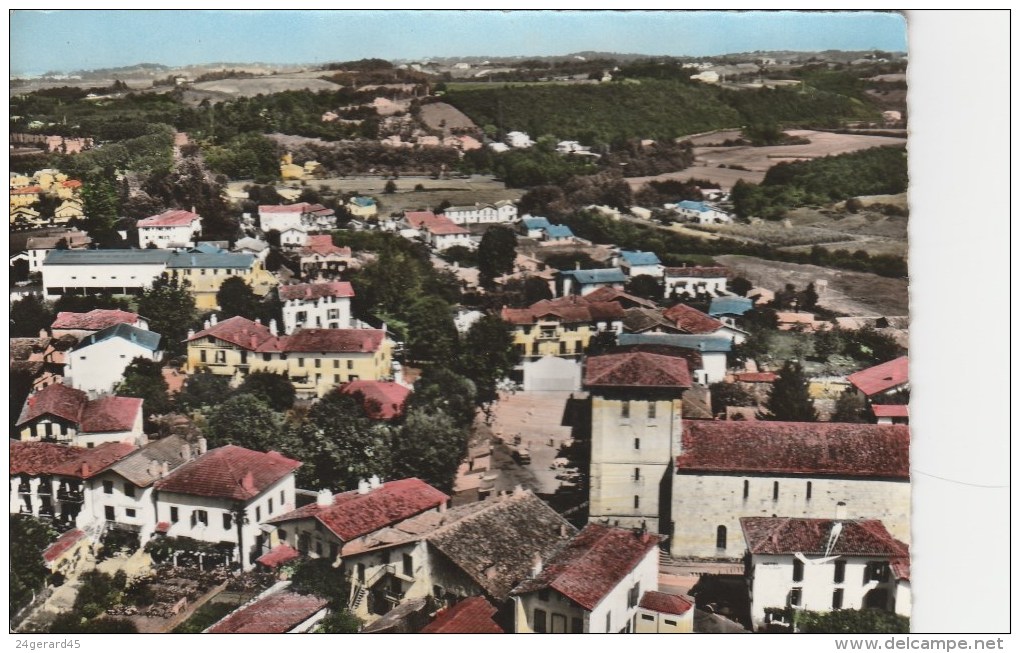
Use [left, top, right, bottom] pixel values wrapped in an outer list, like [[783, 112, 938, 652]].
[[582, 286, 658, 310], [441, 200, 517, 225], [206, 584, 329, 634], [10, 205, 44, 228], [402, 210, 472, 250], [279, 281, 354, 333], [671, 421, 911, 560], [339, 380, 412, 421], [502, 295, 625, 362], [153, 445, 301, 570], [420, 596, 504, 634], [258, 202, 337, 233], [634, 591, 695, 633], [21, 230, 92, 273], [510, 524, 663, 634], [505, 131, 535, 148], [16, 382, 144, 448], [662, 266, 731, 299], [740, 517, 911, 630], [667, 200, 732, 224], [185, 316, 393, 398], [584, 348, 691, 533], [614, 250, 664, 278], [9, 440, 136, 530], [775, 311, 830, 332], [64, 323, 163, 397], [662, 303, 748, 344], [279, 226, 308, 248], [847, 356, 909, 407], [556, 268, 627, 297], [708, 295, 755, 328], [51, 309, 148, 340], [85, 435, 204, 546], [232, 237, 270, 261], [347, 196, 379, 219], [136, 209, 202, 249], [519, 216, 553, 239], [297, 235, 357, 277], [618, 333, 731, 384]]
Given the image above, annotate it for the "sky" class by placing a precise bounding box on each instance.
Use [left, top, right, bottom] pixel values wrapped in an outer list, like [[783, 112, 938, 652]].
[[9, 9, 908, 76]]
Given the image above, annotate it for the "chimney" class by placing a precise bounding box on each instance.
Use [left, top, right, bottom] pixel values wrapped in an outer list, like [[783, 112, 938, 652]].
[[835, 501, 848, 521], [203, 319, 211, 330], [148, 460, 161, 478], [187, 328, 195, 339], [368, 474, 381, 489], [574, 261, 581, 270], [197, 437, 207, 455], [39, 328, 48, 339], [210, 314, 218, 326], [255, 318, 262, 326], [530, 552, 543, 578], [357, 479, 370, 495], [316, 488, 333, 507], [559, 523, 569, 538], [80, 463, 91, 477], [269, 319, 278, 337], [250, 335, 257, 350]]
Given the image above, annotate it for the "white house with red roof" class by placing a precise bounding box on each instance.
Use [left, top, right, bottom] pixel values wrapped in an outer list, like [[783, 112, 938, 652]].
[[152, 445, 301, 570], [662, 302, 748, 344], [136, 209, 202, 249], [634, 591, 695, 633], [510, 524, 663, 633], [847, 356, 909, 424], [584, 348, 692, 533], [671, 421, 911, 560], [740, 517, 911, 630], [10, 440, 136, 529], [402, 210, 472, 251], [297, 235, 356, 276], [662, 266, 731, 299], [51, 309, 148, 339], [16, 382, 144, 448], [279, 281, 354, 333], [258, 203, 336, 234], [64, 323, 162, 397], [205, 584, 329, 633]]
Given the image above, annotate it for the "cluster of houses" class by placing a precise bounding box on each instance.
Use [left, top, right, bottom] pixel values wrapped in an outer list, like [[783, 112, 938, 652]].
[[10, 168, 85, 229]]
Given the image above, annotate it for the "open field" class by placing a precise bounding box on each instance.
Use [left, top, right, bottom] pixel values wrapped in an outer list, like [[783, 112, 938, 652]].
[[625, 165, 766, 190], [715, 254, 909, 317], [418, 102, 477, 135]]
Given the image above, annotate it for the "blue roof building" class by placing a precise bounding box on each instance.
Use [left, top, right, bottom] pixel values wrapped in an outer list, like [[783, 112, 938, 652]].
[[708, 296, 754, 318], [522, 216, 553, 231], [619, 250, 662, 267], [676, 200, 711, 213], [618, 332, 732, 353], [544, 224, 575, 239], [72, 323, 162, 353]]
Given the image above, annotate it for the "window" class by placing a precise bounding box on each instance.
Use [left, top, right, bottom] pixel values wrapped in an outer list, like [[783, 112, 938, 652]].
[[634, 438, 640, 450], [716, 525, 727, 550], [664, 619, 677, 626], [268, 498, 273, 514], [347, 360, 353, 370], [806, 481, 813, 500], [534, 608, 547, 633], [215, 350, 226, 364], [255, 506, 261, 522], [315, 541, 323, 555], [620, 401, 630, 419], [551, 614, 567, 634], [125, 508, 136, 518], [315, 358, 321, 368], [832, 588, 844, 610], [403, 553, 413, 577], [605, 612, 611, 633], [743, 479, 749, 499], [634, 467, 641, 481], [865, 562, 890, 583], [281, 490, 286, 505], [279, 528, 288, 541], [633, 495, 640, 509], [834, 560, 846, 584], [170, 507, 179, 523], [333, 360, 339, 368], [793, 558, 804, 582], [200, 350, 208, 363], [299, 358, 305, 367], [641, 614, 655, 622], [263, 353, 271, 361], [538, 589, 550, 602], [627, 582, 640, 608], [647, 402, 656, 419], [571, 617, 583, 634], [191, 510, 208, 528], [356, 564, 365, 582], [223, 513, 233, 530], [124, 484, 135, 498], [773, 481, 779, 501], [103, 480, 113, 494], [104, 506, 115, 520], [789, 587, 803, 607], [240, 351, 247, 364]]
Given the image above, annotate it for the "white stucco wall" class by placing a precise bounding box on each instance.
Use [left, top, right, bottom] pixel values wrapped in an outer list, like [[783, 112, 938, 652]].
[[282, 295, 351, 334], [65, 337, 160, 397]]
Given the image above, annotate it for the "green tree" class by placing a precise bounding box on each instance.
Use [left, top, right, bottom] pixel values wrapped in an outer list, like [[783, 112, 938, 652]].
[[116, 357, 172, 418], [459, 314, 520, 405], [477, 226, 518, 289], [709, 382, 756, 417], [137, 274, 196, 358], [391, 408, 468, 494], [10, 515, 57, 614], [831, 390, 868, 423], [235, 371, 296, 412], [404, 297, 458, 364], [843, 326, 903, 365], [215, 276, 261, 320], [384, 180, 397, 194], [205, 394, 281, 451], [758, 360, 818, 422], [585, 330, 618, 356], [10, 294, 54, 337], [316, 609, 362, 634], [797, 608, 909, 634], [175, 371, 230, 412], [625, 274, 663, 300], [813, 328, 841, 361], [81, 177, 121, 246], [288, 557, 351, 604], [730, 276, 753, 297], [408, 366, 478, 429]]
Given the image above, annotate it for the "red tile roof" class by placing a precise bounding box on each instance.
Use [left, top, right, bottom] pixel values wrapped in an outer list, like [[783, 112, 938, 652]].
[[259, 203, 313, 214], [79, 396, 143, 433], [891, 554, 910, 581], [872, 404, 909, 418], [17, 383, 87, 426], [300, 235, 351, 257], [206, 590, 328, 634], [62, 179, 83, 189], [676, 421, 910, 478], [584, 350, 692, 390], [662, 303, 725, 334], [420, 596, 504, 634], [269, 478, 448, 542], [512, 524, 663, 611], [427, 219, 470, 236], [733, 372, 777, 383], [404, 210, 438, 228], [154, 446, 300, 500], [137, 209, 201, 228], [278, 281, 355, 301], [583, 286, 658, 309], [278, 328, 385, 354], [12, 186, 43, 194], [17, 384, 142, 434], [740, 517, 909, 558], [43, 528, 87, 564], [663, 266, 731, 279], [639, 591, 694, 616], [339, 381, 411, 420], [52, 309, 141, 332], [501, 295, 625, 325], [256, 543, 300, 569], [10, 441, 136, 479], [847, 356, 909, 396], [188, 316, 276, 349]]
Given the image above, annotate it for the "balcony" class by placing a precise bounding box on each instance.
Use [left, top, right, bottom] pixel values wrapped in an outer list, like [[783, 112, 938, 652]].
[[58, 488, 84, 503]]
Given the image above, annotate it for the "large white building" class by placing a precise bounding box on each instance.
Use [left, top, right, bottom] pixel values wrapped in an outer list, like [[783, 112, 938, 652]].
[[136, 209, 202, 249], [442, 201, 517, 225], [279, 281, 354, 334], [741, 517, 911, 630], [64, 324, 163, 397], [258, 203, 336, 233], [668, 200, 732, 224], [662, 266, 731, 299]]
